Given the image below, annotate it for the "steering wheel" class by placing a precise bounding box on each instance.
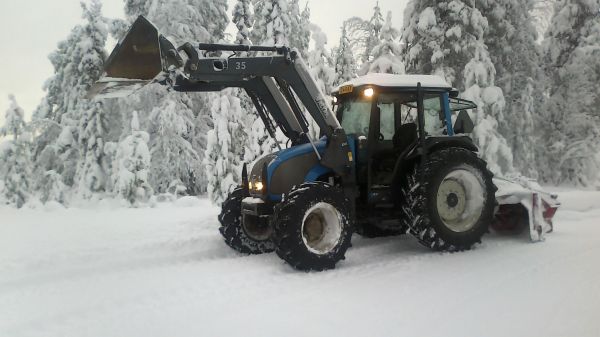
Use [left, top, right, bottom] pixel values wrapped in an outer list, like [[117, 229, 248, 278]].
[[378, 133, 385, 141]]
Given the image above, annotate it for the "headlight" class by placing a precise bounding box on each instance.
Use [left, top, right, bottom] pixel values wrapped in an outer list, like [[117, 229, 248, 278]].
[[254, 181, 264, 191], [248, 181, 253, 190]]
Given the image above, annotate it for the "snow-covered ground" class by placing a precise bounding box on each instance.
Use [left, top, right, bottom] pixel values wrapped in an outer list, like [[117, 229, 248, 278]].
[[1, 191, 600, 337]]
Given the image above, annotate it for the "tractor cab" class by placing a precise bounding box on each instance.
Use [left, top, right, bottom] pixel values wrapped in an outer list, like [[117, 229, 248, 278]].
[[332, 74, 476, 150], [332, 74, 477, 212]]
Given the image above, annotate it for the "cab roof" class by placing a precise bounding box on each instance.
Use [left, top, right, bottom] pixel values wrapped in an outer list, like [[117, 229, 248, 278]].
[[334, 74, 452, 94]]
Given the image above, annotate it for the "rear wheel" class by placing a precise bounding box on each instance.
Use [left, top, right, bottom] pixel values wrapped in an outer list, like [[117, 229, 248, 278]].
[[218, 188, 274, 254], [402, 148, 496, 251], [272, 182, 353, 271]]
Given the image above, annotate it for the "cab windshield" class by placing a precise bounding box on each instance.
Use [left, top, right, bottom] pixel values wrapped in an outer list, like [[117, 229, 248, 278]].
[[336, 96, 372, 137], [336, 91, 447, 138]]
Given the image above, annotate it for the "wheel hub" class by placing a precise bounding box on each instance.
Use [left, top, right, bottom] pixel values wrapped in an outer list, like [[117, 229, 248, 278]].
[[301, 202, 343, 255], [243, 216, 272, 241], [304, 213, 325, 244], [446, 192, 459, 208], [436, 169, 485, 233]]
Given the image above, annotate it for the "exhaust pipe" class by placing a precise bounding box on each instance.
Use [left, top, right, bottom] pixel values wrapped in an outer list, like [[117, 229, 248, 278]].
[[86, 16, 182, 99]]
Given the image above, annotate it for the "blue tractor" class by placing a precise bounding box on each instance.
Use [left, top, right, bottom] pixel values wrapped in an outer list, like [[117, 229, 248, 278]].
[[90, 17, 497, 271]]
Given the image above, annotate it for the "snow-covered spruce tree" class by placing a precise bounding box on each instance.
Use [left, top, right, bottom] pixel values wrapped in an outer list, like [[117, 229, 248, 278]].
[[113, 111, 152, 205], [333, 23, 358, 86], [231, 0, 269, 170], [251, 0, 292, 46], [127, 0, 229, 45], [147, 92, 199, 194], [308, 25, 336, 98], [402, 0, 488, 90], [32, 41, 77, 189], [342, 17, 373, 66], [478, 0, 543, 178], [307, 24, 336, 139], [540, 0, 600, 186], [124, 0, 150, 20], [122, 0, 229, 195], [532, 0, 556, 42], [204, 93, 246, 204], [233, 0, 253, 46], [363, 1, 385, 63], [248, 0, 294, 153], [74, 0, 109, 199], [403, 1, 514, 175], [289, 0, 311, 55], [361, 11, 404, 75], [32, 0, 108, 199], [0, 95, 32, 208], [462, 45, 515, 176]]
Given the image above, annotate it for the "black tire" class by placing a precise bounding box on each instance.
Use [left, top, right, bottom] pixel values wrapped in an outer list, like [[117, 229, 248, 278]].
[[272, 182, 354, 271], [402, 147, 496, 251], [218, 188, 274, 254]]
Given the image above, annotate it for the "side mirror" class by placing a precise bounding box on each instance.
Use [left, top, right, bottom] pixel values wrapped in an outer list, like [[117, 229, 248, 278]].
[[453, 110, 474, 134]]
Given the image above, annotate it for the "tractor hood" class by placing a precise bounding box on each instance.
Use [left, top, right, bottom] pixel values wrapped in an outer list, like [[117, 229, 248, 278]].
[[249, 139, 332, 200]]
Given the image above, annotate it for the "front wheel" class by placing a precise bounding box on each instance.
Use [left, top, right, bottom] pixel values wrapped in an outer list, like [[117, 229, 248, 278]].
[[272, 182, 353, 271], [402, 147, 496, 251], [218, 188, 274, 254]]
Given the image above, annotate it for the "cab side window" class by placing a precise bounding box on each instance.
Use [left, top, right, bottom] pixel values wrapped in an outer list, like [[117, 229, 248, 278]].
[[377, 101, 395, 140], [423, 94, 445, 136]]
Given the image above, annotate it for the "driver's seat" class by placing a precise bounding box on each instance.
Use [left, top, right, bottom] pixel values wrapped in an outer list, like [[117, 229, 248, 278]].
[[393, 123, 417, 153], [371, 123, 418, 186]]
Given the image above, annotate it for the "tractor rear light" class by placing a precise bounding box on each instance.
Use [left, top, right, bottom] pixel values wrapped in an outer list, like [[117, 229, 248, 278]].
[[542, 200, 558, 221], [363, 88, 374, 98]]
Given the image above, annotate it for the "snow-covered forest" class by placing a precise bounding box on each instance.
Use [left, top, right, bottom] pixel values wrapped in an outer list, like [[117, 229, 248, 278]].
[[1, 0, 600, 208]]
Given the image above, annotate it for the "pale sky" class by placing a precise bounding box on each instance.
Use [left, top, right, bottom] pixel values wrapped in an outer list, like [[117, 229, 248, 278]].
[[0, 0, 408, 125]]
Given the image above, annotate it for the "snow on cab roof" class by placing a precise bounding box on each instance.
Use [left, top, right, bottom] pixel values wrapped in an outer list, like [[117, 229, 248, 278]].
[[335, 73, 452, 92]]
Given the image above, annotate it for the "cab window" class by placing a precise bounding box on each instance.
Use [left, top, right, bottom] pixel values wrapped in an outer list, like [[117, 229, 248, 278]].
[[337, 97, 371, 136], [377, 100, 395, 140], [423, 94, 445, 136], [403, 93, 446, 136]]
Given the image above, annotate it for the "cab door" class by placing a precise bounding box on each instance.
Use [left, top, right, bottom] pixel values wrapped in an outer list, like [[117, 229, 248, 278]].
[[367, 93, 403, 188]]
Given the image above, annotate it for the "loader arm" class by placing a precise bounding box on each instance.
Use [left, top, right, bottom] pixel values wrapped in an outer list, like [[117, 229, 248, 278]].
[[174, 52, 340, 139], [88, 16, 354, 183], [88, 16, 340, 140]]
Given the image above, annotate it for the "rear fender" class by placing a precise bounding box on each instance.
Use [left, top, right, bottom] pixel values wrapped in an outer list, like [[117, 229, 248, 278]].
[[425, 136, 478, 154]]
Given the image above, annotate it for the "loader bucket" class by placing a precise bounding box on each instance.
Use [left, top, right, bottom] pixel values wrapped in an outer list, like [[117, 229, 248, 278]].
[[86, 16, 180, 99]]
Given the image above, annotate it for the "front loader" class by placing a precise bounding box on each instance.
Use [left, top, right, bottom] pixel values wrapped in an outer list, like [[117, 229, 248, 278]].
[[89, 16, 559, 271]]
